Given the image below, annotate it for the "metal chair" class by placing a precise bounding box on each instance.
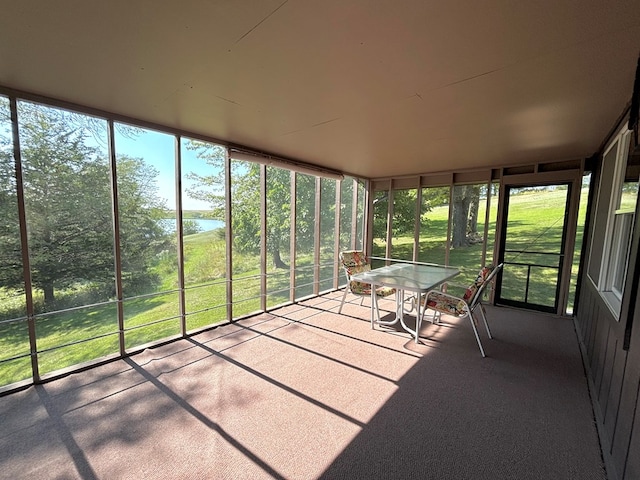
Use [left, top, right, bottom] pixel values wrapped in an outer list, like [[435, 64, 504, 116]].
[[421, 263, 503, 357], [338, 250, 395, 319]]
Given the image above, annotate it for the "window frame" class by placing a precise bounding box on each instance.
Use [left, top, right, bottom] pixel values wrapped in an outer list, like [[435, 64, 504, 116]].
[[598, 125, 636, 316]]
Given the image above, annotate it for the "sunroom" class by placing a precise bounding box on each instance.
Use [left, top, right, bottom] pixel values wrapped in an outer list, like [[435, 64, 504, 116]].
[[1, 2, 640, 479]]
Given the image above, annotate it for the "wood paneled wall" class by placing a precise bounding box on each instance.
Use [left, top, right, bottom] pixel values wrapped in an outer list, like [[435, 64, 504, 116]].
[[575, 253, 640, 480]]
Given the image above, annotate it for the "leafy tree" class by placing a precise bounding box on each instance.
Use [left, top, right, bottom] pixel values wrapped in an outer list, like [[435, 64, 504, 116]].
[[266, 166, 292, 268], [0, 99, 23, 292], [294, 173, 320, 254], [10, 104, 114, 306], [182, 219, 202, 236], [373, 187, 450, 244], [338, 178, 363, 251], [183, 142, 227, 219], [185, 142, 322, 268], [391, 189, 418, 236], [115, 156, 173, 295], [420, 187, 450, 230], [372, 191, 389, 242], [0, 102, 170, 307]]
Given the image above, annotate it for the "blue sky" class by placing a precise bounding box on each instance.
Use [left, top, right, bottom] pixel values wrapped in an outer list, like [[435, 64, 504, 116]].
[[113, 127, 217, 211]]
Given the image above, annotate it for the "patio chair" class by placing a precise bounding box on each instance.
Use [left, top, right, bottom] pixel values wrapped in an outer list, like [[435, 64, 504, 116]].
[[338, 250, 396, 318], [421, 263, 503, 357]]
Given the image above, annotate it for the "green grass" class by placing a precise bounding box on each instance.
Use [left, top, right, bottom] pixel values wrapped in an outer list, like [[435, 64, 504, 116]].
[[0, 187, 598, 386], [373, 188, 589, 309]]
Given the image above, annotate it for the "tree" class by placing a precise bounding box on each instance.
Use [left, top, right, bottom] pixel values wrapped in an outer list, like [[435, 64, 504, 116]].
[[185, 142, 321, 269], [182, 219, 202, 236], [338, 178, 363, 250], [420, 187, 450, 233], [0, 102, 170, 306], [452, 185, 481, 248], [115, 156, 174, 295], [0, 99, 23, 292], [371, 191, 389, 242], [13, 105, 115, 305], [266, 166, 292, 268], [391, 189, 418, 236]]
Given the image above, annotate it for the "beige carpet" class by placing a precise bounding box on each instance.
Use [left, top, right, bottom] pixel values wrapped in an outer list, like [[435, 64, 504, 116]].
[[0, 293, 606, 479]]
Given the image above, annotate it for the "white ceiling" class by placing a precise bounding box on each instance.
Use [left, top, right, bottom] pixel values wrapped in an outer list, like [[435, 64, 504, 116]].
[[1, 1, 639, 179]]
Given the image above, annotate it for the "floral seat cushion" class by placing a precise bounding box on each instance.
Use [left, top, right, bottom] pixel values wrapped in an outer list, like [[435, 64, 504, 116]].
[[341, 250, 395, 298], [425, 291, 467, 316], [341, 251, 369, 274], [425, 265, 495, 317], [349, 281, 395, 297]]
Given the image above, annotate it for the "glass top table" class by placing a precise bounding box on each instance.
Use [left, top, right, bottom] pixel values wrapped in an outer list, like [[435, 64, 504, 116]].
[[351, 263, 460, 343]]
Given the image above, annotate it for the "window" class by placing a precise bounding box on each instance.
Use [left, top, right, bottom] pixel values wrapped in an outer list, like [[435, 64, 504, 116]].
[[114, 125, 181, 348], [598, 125, 638, 316], [606, 211, 634, 297], [19, 102, 118, 374], [418, 186, 450, 267], [0, 90, 365, 392]]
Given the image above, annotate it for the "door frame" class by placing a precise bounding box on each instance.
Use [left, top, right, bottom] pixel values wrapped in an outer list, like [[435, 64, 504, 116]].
[[493, 169, 583, 316]]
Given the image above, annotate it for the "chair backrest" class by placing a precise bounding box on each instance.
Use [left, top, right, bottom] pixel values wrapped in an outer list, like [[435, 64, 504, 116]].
[[467, 263, 504, 307], [339, 250, 371, 279], [339, 250, 376, 295]]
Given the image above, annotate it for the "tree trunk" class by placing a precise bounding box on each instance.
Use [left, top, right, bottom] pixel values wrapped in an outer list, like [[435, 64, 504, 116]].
[[452, 191, 472, 248], [467, 186, 481, 234], [272, 247, 289, 269], [43, 283, 55, 306]]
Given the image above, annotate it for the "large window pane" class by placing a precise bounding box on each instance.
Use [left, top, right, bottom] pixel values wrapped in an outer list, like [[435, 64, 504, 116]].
[[389, 188, 417, 261], [338, 177, 366, 288], [371, 190, 389, 266], [266, 166, 291, 308], [567, 174, 590, 314], [230, 160, 261, 316], [339, 177, 366, 254], [609, 212, 634, 296], [295, 173, 316, 299], [449, 184, 488, 286], [0, 96, 31, 386], [418, 186, 449, 265], [605, 174, 639, 298], [36, 305, 119, 373], [114, 125, 180, 348], [355, 181, 366, 251], [339, 178, 355, 253], [319, 178, 336, 292], [588, 141, 619, 282], [485, 182, 500, 264], [18, 102, 117, 375], [483, 181, 501, 300], [181, 138, 227, 330]]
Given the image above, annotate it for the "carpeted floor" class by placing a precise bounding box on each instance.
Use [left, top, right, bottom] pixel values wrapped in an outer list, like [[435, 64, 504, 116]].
[[0, 293, 607, 479]]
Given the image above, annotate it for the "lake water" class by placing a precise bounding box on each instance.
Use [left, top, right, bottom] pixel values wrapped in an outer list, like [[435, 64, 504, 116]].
[[160, 218, 224, 233]]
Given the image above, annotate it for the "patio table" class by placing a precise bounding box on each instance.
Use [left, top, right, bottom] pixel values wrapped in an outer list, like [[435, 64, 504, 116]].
[[351, 263, 460, 343]]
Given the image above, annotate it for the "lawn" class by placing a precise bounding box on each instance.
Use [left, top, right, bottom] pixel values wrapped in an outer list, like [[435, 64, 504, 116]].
[[0, 187, 591, 386], [373, 187, 588, 308]]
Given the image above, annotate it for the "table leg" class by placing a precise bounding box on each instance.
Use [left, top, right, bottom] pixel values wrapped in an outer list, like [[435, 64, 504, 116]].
[[397, 289, 415, 341], [415, 294, 422, 344], [370, 287, 375, 329], [376, 290, 400, 327]]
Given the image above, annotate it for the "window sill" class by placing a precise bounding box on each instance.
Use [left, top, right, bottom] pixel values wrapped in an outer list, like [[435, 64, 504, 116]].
[[600, 290, 622, 321]]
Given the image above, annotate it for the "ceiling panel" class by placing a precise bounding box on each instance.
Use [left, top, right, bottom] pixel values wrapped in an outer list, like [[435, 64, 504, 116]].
[[1, 0, 638, 179]]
